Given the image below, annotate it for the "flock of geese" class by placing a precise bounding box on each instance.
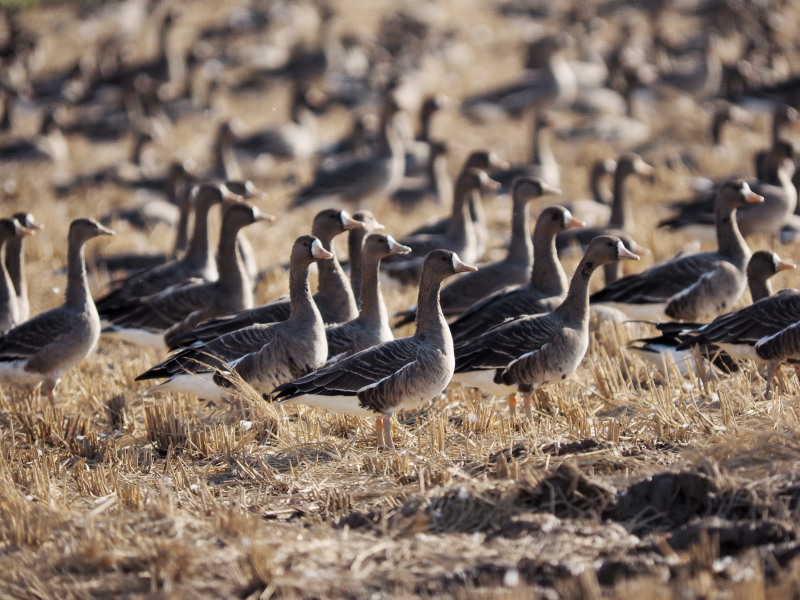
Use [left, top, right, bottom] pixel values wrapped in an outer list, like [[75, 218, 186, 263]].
[[1, 1, 800, 449]]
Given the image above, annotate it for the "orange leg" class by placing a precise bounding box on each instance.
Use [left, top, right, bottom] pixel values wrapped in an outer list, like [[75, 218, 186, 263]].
[[508, 393, 518, 419], [521, 393, 533, 420], [375, 417, 385, 448]]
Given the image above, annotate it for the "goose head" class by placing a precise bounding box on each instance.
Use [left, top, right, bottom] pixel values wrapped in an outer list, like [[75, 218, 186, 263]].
[[536, 205, 585, 235], [364, 233, 412, 260], [512, 176, 561, 203], [747, 250, 795, 280], [717, 180, 764, 210], [460, 168, 501, 194], [292, 235, 334, 267], [311, 209, 364, 245], [69, 218, 114, 244], [0, 218, 32, 243], [11, 212, 44, 233], [616, 153, 654, 181], [422, 249, 477, 283], [192, 182, 241, 211], [221, 202, 275, 232], [582, 235, 639, 268], [222, 179, 268, 201], [352, 210, 385, 232], [464, 150, 510, 172]]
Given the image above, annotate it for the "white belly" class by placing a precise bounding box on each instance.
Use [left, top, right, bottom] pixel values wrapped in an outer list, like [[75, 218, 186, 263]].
[[103, 326, 167, 349], [145, 372, 227, 401], [281, 394, 375, 416], [595, 301, 667, 321], [0, 359, 46, 385], [451, 369, 517, 397], [625, 344, 696, 378]]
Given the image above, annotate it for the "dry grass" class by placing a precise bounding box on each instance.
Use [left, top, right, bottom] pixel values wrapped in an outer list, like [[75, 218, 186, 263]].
[[1, 0, 800, 598]]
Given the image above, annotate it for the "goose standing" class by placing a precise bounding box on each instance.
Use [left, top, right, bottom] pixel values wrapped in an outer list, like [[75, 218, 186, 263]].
[[101, 203, 274, 349], [404, 150, 509, 259], [326, 233, 411, 361], [166, 209, 363, 348], [390, 140, 450, 212], [347, 210, 384, 306], [137, 236, 332, 401], [382, 168, 498, 286], [0, 219, 113, 403], [95, 182, 238, 313], [448, 205, 584, 345], [394, 176, 562, 327], [6, 212, 43, 322], [0, 218, 32, 333], [556, 153, 653, 283], [556, 158, 616, 227], [755, 322, 800, 399], [270, 249, 477, 450], [403, 94, 449, 178], [626, 250, 796, 377], [290, 98, 404, 209], [590, 181, 764, 321], [461, 33, 577, 122], [454, 236, 639, 419], [491, 112, 560, 192]]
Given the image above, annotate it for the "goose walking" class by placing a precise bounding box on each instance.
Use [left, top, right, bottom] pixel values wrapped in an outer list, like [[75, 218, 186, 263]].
[[590, 181, 763, 321], [454, 236, 639, 419], [394, 176, 561, 327], [448, 205, 584, 345], [166, 209, 363, 348], [626, 250, 796, 377], [326, 233, 411, 362], [137, 236, 331, 401], [0, 218, 33, 333], [101, 203, 274, 349], [270, 250, 477, 450], [382, 168, 498, 285], [0, 219, 113, 402], [95, 182, 238, 313], [5, 212, 43, 322]]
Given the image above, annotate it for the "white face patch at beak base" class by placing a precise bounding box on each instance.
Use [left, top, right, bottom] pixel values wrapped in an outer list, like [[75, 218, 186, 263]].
[[311, 238, 333, 260], [452, 253, 478, 273], [616, 241, 640, 260]]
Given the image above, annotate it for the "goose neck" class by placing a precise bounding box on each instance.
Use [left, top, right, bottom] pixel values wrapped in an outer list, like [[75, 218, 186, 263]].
[[530, 227, 567, 295], [507, 196, 533, 264], [716, 205, 750, 268]]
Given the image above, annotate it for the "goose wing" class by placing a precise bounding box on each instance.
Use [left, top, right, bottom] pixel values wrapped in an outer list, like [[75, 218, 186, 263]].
[[590, 252, 720, 305], [271, 337, 422, 400], [455, 313, 561, 373]]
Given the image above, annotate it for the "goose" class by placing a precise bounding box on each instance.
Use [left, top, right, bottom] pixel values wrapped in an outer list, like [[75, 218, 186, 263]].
[[270, 249, 478, 450], [166, 209, 363, 348], [491, 112, 560, 192], [326, 233, 411, 362], [289, 97, 405, 209], [95, 182, 238, 314], [755, 322, 800, 399], [382, 168, 499, 286], [754, 104, 798, 181], [404, 150, 509, 259], [0, 111, 67, 163], [94, 165, 195, 277], [659, 141, 797, 241], [394, 177, 562, 327], [656, 35, 723, 101], [346, 210, 385, 307], [101, 203, 274, 349], [0, 218, 32, 333], [461, 33, 577, 122], [6, 212, 43, 322], [403, 94, 449, 178], [626, 250, 796, 377], [448, 205, 584, 345], [556, 158, 616, 227], [390, 140, 450, 212], [453, 236, 639, 419], [556, 153, 653, 283], [590, 180, 764, 322], [225, 83, 320, 177], [0, 219, 113, 403], [137, 236, 332, 401]]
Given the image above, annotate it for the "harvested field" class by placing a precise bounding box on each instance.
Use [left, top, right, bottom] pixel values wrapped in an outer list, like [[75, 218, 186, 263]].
[[1, 0, 800, 598]]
